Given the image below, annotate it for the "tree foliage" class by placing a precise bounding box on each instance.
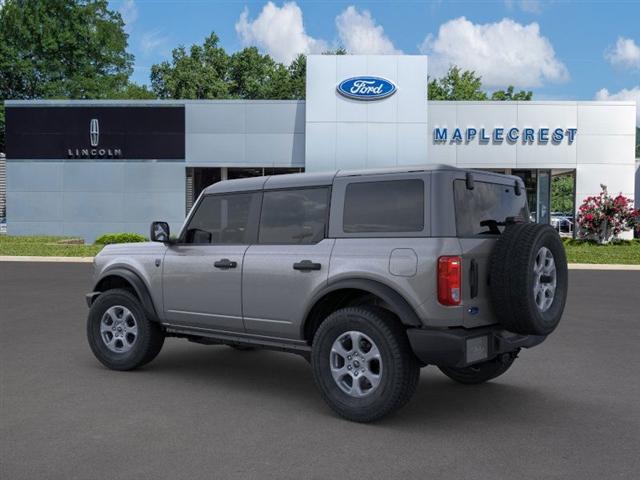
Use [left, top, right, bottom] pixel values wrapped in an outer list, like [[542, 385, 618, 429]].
[[150, 33, 308, 100], [551, 174, 575, 213], [0, 0, 143, 151], [491, 86, 533, 101], [428, 66, 533, 101]]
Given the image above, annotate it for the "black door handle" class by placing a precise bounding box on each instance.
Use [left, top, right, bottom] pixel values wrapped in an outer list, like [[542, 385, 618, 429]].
[[293, 260, 321, 271], [214, 258, 237, 269]]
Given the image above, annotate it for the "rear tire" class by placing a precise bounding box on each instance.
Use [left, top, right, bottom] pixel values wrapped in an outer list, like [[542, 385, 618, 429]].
[[311, 306, 420, 423], [439, 352, 517, 385], [87, 289, 164, 371]]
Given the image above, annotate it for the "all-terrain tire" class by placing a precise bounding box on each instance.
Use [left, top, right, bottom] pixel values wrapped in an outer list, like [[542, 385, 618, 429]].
[[311, 306, 420, 423], [87, 289, 165, 371], [439, 351, 518, 385], [490, 222, 568, 335]]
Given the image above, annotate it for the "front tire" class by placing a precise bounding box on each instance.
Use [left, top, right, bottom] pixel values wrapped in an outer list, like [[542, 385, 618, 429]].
[[87, 289, 164, 371], [438, 352, 517, 385], [311, 306, 420, 423]]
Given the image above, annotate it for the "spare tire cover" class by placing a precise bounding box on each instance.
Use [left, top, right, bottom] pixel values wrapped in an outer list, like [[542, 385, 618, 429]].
[[489, 223, 568, 335]]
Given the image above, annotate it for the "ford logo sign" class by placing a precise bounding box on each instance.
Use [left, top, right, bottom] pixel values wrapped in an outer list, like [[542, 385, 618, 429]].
[[337, 76, 397, 101]]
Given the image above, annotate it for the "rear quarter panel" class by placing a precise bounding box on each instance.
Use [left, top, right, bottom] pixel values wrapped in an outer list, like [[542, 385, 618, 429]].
[[328, 238, 464, 327]]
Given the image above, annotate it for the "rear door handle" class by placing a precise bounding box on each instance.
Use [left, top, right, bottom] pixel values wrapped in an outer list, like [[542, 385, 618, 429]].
[[293, 260, 321, 271], [214, 258, 237, 269]]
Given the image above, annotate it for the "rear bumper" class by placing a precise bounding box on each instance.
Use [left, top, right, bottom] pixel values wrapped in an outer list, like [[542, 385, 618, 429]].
[[406, 325, 546, 368]]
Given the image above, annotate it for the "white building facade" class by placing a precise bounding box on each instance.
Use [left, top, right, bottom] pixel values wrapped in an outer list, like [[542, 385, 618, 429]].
[[3, 54, 637, 241]]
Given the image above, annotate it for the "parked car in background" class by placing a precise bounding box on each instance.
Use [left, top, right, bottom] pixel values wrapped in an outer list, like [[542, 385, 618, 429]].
[[551, 212, 574, 237]]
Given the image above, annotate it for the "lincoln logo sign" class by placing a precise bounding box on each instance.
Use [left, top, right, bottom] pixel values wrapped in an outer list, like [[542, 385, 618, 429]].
[[89, 118, 99, 147], [337, 77, 397, 100], [67, 118, 122, 158], [433, 127, 578, 145]]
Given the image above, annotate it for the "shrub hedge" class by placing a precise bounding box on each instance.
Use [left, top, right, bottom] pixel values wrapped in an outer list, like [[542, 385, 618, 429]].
[[94, 233, 147, 245]]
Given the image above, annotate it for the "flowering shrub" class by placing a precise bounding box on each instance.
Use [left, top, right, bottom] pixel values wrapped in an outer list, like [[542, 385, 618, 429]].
[[577, 185, 639, 243]]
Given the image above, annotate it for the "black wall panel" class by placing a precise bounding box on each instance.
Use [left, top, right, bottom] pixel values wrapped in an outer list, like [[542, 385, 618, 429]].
[[6, 106, 185, 159]]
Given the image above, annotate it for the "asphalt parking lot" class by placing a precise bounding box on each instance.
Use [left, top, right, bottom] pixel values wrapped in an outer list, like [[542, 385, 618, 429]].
[[1, 262, 639, 480]]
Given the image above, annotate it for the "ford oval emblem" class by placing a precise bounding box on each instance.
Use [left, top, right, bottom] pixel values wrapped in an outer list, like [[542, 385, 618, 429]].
[[337, 76, 397, 101]]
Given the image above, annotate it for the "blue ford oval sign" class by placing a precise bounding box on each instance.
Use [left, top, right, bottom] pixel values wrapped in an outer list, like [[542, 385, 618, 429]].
[[337, 76, 397, 101]]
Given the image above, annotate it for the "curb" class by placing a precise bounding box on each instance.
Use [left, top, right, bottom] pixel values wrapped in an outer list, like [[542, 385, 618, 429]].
[[1, 256, 639, 270], [567, 263, 640, 271], [0, 256, 94, 263]]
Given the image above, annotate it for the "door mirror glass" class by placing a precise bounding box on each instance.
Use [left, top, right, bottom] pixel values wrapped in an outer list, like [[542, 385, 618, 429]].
[[150, 221, 170, 243]]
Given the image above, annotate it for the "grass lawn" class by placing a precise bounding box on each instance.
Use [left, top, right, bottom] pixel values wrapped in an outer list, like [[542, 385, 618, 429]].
[[0, 235, 103, 257], [562, 239, 640, 264], [1, 235, 639, 264]]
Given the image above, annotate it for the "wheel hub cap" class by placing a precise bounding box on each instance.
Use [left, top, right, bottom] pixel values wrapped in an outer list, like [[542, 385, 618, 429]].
[[533, 246, 557, 312], [330, 331, 382, 398], [100, 306, 138, 353]]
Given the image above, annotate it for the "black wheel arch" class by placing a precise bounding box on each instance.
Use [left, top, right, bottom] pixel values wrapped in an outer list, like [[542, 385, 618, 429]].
[[302, 278, 422, 342], [91, 267, 159, 322]]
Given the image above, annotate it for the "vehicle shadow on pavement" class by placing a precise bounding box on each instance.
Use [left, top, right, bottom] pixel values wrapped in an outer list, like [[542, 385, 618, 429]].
[[131, 341, 574, 427]]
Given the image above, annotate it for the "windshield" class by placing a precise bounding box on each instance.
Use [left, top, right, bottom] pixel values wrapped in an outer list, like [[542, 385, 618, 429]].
[[454, 179, 529, 236]]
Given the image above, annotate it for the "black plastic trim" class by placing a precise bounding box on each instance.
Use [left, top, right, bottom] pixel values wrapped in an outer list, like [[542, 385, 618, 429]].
[[304, 278, 423, 330], [91, 267, 159, 321], [407, 325, 546, 368]]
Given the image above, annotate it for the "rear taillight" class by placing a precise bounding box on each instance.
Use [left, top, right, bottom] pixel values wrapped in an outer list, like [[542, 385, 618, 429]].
[[438, 256, 461, 306]]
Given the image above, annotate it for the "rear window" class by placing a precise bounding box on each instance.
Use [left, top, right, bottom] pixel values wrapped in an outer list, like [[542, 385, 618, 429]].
[[343, 179, 424, 233], [454, 180, 529, 236]]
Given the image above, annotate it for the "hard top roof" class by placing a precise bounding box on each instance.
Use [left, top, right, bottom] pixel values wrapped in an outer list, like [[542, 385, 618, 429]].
[[201, 164, 511, 194]]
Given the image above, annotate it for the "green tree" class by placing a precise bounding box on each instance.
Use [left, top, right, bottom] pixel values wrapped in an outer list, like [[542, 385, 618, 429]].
[[428, 66, 488, 101], [150, 33, 308, 100], [428, 66, 533, 102], [150, 33, 230, 99], [288, 54, 307, 100], [551, 174, 574, 213], [491, 86, 533, 101], [0, 0, 139, 151], [228, 47, 286, 99]]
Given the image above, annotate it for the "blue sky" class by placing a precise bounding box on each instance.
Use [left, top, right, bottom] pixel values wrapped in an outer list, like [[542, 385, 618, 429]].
[[113, 0, 640, 120]]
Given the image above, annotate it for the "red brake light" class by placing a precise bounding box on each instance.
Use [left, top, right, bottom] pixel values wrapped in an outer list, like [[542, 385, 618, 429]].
[[438, 256, 461, 306]]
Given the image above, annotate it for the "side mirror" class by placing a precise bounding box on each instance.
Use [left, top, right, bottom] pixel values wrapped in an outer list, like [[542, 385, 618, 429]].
[[150, 221, 170, 243]]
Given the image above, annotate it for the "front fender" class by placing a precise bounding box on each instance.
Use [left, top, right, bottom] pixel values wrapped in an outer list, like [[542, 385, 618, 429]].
[[91, 267, 159, 321]]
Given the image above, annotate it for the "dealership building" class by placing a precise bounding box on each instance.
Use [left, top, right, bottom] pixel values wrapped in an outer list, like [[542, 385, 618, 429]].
[[2, 55, 638, 241]]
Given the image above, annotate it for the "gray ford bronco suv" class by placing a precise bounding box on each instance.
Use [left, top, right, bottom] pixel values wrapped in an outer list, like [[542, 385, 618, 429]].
[[86, 166, 568, 422]]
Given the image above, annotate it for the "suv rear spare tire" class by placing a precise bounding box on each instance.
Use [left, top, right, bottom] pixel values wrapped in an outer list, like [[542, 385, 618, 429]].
[[489, 223, 568, 335]]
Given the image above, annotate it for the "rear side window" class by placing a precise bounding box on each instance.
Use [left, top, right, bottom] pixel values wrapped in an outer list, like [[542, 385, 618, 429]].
[[259, 188, 329, 244], [184, 193, 257, 244], [343, 180, 424, 233], [454, 180, 529, 236]]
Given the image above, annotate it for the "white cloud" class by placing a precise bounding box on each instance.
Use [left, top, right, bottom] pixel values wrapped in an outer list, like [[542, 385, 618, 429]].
[[235, 2, 327, 65], [420, 17, 568, 88], [595, 86, 640, 124], [605, 37, 640, 70], [140, 30, 168, 56], [335, 6, 401, 55], [119, 0, 138, 33]]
